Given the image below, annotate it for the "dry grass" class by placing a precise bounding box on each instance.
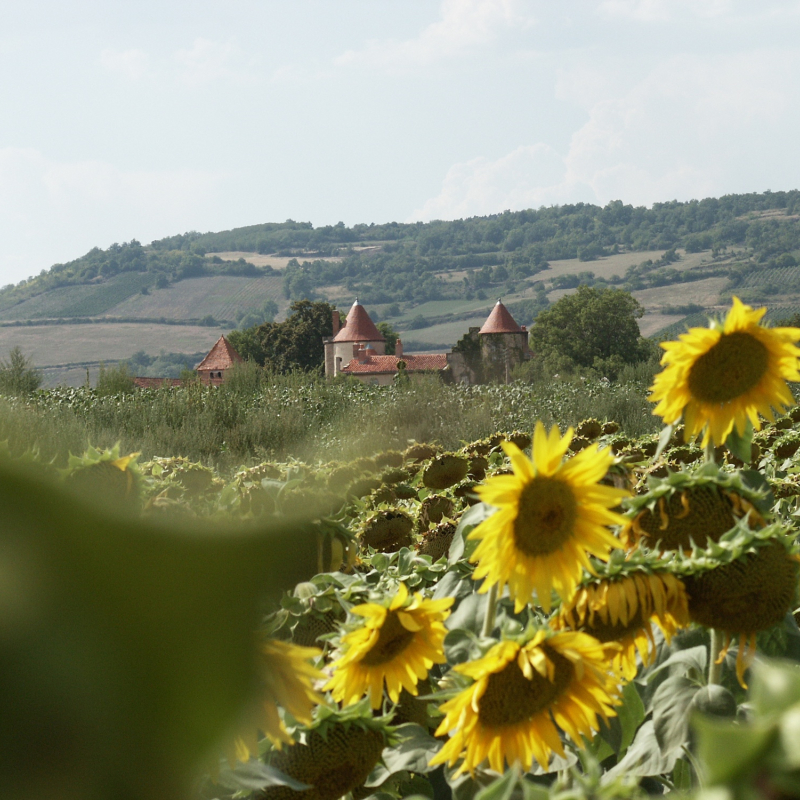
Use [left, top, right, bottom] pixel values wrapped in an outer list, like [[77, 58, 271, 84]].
[[207, 251, 343, 270]]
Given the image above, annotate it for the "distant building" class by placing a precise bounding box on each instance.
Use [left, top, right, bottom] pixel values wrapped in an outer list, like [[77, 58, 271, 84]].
[[132, 334, 243, 388], [195, 335, 244, 385], [323, 298, 530, 385]]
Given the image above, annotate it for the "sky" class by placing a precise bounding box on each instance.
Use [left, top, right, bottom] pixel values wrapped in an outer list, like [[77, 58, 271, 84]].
[[2, 0, 800, 285]]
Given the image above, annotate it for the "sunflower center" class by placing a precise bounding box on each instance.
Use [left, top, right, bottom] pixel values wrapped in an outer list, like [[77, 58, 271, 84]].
[[687, 331, 768, 404], [360, 610, 416, 666], [478, 647, 574, 728], [581, 606, 646, 643], [513, 477, 577, 556]]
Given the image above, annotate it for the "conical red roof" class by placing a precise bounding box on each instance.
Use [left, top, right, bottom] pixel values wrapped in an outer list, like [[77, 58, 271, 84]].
[[479, 300, 522, 334], [332, 299, 385, 343], [195, 335, 244, 370]]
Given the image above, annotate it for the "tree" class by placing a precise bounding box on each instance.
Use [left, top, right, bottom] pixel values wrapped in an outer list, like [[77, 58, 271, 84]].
[[0, 347, 42, 395], [377, 322, 399, 355], [228, 300, 336, 373], [96, 362, 135, 395], [529, 286, 653, 378]]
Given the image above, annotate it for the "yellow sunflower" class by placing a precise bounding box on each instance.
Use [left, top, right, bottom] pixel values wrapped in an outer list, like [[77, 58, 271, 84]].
[[651, 297, 800, 447], [325, 583, 453, 709], [429, 630, 621, 775], [553, 569, 689, 680], [230, 638, 324, 763], [469, 422, 628, 613]]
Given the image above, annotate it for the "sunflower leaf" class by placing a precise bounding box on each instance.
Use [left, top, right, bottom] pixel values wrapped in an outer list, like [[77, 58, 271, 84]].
[[379, 724, 441, 776], [602, 720, 678, 783], [655, 423, 675, 460], [652, 675, 701, 756], [724, 420, 754, 464]]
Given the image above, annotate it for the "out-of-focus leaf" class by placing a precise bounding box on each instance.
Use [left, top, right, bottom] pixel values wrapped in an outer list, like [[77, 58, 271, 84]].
[[473, 769, 518, 800], [448, 502, 493, 565], [0, 460, 320, 800], [445, 592, 487, 634], [751, 659, 800, 717], [213, 760, 308, 792], [693, 714, 775, 785]]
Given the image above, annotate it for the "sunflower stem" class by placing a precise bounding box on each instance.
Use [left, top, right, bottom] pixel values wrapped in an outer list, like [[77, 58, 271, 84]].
[[704, 440, 716, 464], [709, 628, 723, 684], [481, 584, 499, 637]]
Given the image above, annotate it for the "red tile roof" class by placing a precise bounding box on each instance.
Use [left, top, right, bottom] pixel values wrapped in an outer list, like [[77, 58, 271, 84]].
[[333, 300, 385, 343], [341, 353, 448, 375], [195, 335, 244, 371], [133, 377, 184, 389], [479, 300, 522, 334]]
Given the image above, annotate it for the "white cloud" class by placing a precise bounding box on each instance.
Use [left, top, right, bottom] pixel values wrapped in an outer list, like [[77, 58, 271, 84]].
[[597, 0, 731, 21], [0, 148, 229, 285], [335, 0, 534, 70], [410, 50, 800, 221], [99, 48, 150, 80], [174, 38, 250, 85]]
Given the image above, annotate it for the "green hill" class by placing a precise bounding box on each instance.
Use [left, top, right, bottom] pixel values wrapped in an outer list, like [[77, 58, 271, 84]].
[[7, 189, 800, 382]]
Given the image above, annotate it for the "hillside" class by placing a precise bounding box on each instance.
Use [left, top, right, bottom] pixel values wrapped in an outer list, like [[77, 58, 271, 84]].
[[6, 190, 800, 384]]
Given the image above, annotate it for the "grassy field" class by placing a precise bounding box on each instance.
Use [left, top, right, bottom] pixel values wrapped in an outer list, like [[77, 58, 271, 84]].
[[396, 315, 490, 348], [540, 249, 712, 282], [0, 323, 224, 372], [107, 275, 288, 321], [0, 273, 155, 321], [207, 251, 344, 270]]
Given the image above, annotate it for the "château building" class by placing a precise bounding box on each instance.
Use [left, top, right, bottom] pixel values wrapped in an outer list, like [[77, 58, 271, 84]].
[[323, 299, 530, 385]]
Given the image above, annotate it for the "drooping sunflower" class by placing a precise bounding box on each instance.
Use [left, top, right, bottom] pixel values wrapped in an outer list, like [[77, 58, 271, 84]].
[[650, 297, 800, 447], [469, 422, 628, 613], [229, 638, 325, 763], [429, 629, 621, 775], [624, 464, 768, 552], [261, 702, 392, 800], [552, 552, 689, 680], [325, 583, 453, 709], [673, 522, 800, 687]]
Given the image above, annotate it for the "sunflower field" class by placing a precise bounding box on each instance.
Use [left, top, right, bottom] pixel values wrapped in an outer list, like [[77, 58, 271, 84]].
[[7, 297, 800, 800]]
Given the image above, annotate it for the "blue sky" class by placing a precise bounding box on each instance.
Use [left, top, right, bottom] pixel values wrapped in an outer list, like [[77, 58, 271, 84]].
[[2, 0, 800, 284]]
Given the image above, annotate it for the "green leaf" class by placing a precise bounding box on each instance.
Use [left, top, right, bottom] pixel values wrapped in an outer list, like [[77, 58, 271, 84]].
[[445, 592, 488, 635], [646, 644, 708, 684], [380, 724, 442, 776], [214, 761, 309, 792], [777, 702, 800, 770], [693, 713, 776, 785], [652, 675, 702, 756], [0, 460, 321, 800], [672, 757, 693, 792], [751, 660, 800, 717], [602, 720, 679, 783], [618, 680, 646, 756], [448, 502, 493, 565], [655, 423, 675, 459], [474, 769, 519, 800], [444, 629, 479, 665], [724, 420, 754, 464]]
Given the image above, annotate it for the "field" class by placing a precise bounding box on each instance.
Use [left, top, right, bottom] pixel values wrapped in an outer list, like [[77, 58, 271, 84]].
[[106, 274, 288, 321], [0, 322, 224, 383], [207, 251, 344, 270], [0, 272, 155, 321]]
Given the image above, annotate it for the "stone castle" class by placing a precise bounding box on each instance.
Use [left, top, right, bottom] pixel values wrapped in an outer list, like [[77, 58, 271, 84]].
[[323, 299, 530, 385]]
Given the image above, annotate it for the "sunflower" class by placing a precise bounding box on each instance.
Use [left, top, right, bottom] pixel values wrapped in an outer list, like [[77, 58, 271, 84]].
[[429, 629, 621, 775], [673, 522, 800, 687], [552, 554, 689, 680], [624, 465, 767, 552], [261, 703, 392, 800], [650, 297, 800, 447], [469, 422, 628, 613], [325, 583, 453, 709], [230, 638, 324, 762]]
